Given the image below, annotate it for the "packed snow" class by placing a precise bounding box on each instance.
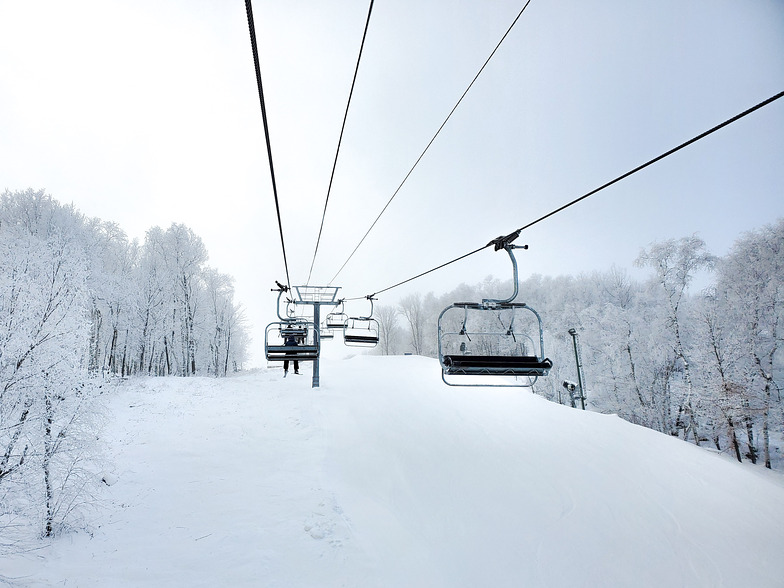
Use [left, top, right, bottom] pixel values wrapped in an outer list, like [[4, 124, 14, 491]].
[[3, 355, 784, 587]]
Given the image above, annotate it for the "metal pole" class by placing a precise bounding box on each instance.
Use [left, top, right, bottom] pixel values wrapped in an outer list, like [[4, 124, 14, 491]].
[[568, 328, 586, 410], [313, 303, 321, 388]]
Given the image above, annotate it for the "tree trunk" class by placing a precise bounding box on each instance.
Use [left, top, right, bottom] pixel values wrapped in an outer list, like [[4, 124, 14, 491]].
[[763, 382, 771, 469], [163, 335, 171, 376], [121, 329, 129, 376], [727, 416, 742, 463], [625, 330, 646, 409], [88, 306, 102, 374], [44, 389, 54, 537], [224, 330, 231, 376], [753, 351, 775, 469], [109, 327, 118, 374], [743, 400, 758, 464]]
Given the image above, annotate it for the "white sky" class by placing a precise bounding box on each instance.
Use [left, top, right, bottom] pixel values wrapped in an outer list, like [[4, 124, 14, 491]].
[[1, 0, 783, 364]]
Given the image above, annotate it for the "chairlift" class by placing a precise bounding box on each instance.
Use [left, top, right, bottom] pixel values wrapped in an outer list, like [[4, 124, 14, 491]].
[[325, 300, 348, 330], [343, 316, 380, 347], [437, 233, 552, 387], [265, 283, 320, 362], [343, 296, 380, 347], [265, 320, 320, 362]]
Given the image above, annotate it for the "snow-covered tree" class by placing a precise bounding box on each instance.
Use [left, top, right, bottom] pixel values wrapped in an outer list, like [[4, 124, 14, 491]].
[[0, 189, 250, 541], [636, 235, 715, 443], [375, 304, 401, 356], [399, 293, 426, 355], [714, 221, 783, 468], [0, 189, 100, 538]]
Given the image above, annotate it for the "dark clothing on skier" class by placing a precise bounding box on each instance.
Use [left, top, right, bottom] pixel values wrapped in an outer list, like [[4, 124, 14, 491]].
[[284, 335, 299, 374]]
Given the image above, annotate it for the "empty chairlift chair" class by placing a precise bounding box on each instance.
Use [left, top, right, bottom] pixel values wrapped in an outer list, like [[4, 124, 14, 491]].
[[325, 311, 348, 330], [343, 316, 380, 347], [325, 300, 348, 330], [437, 232, 552, 387], [438, 302, 551, 386], [343, 296, 380, 348]]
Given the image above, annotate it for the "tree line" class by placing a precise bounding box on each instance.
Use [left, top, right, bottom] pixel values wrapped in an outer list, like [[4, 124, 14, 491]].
[[0, 188, 248, 540], [375, 223, 783, 469]]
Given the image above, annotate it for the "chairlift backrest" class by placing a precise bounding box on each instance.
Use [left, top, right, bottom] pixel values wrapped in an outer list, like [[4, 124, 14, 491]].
[[343, 316, 380, 347], [280, 324, 307, 339], [326, 312, 348, 329], [265, 320, 320, 362]]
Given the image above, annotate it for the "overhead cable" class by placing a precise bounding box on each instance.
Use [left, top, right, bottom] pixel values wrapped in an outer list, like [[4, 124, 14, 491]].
[[361, 89, 784, 299], [306, 0, 375, 286], [508, 90, 784, 237], [245, 0, 292, 291], [328, 0, 534, 286]]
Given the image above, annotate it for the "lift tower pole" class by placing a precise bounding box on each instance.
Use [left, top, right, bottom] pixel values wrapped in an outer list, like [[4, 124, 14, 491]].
[[568, 328, 586, 410], [291, 286, 341, 388]]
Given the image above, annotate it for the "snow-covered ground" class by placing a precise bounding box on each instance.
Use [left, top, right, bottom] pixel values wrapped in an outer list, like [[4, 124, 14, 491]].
[[3, 355, 784, 587]]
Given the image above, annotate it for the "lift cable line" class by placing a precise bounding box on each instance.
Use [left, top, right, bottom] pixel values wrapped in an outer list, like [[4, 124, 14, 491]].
[[327, 0, 534, 286], [356, 89, 784, 300], [245, 0, 292, 291], [508, 90, 784, 239], [306, 0, 375, 286]]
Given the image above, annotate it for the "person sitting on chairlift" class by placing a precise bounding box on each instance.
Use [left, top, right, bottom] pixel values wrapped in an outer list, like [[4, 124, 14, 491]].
[[283, 334, 300, 376]]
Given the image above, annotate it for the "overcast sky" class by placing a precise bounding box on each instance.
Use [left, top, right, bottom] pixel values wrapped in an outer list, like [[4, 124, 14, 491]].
[[1, 0, 783, 363]]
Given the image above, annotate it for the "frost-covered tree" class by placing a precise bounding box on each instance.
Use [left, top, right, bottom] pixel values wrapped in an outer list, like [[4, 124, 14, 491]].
[[134, 229, 169, 375], [0, 189, 250, 541], [636, 235, 715, 443], [156, 224, 208, 376], [202, 268, 247, 376], [715, 221, 783, 468], [0, 189, 100, 538], [375, 304, 401, 356], [694, 289, 747, 461], [85, 221, 139, 376], [399, 293, 426, 355]]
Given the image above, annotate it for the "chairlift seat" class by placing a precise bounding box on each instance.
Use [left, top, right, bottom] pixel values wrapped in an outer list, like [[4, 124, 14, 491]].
[[266, 344, 319, 361], [343, 333, 379, 345], [442, 354, 552, 376]]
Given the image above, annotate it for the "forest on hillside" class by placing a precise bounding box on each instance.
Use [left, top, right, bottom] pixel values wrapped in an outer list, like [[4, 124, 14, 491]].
[[376, 222, 784, 470], [0, 189, 248, 539]]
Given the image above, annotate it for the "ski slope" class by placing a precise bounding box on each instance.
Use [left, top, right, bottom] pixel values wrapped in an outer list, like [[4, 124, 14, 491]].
[[4, 355, 784, 587]]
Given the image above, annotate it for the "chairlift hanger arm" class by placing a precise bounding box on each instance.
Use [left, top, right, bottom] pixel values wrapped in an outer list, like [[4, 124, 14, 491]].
[[272, 282, 298, 321], [482, 242, 530, 306], [365, 295, 375, 319]]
